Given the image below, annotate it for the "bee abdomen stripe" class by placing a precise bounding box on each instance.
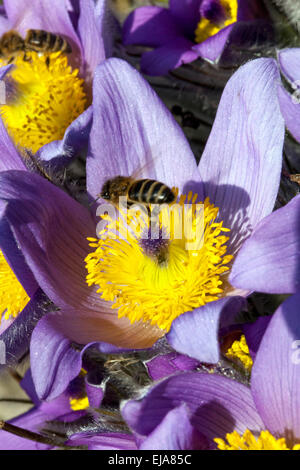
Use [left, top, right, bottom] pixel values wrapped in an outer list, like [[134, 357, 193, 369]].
[[128, 179, 148, 201], [148, 181, 165, 202]]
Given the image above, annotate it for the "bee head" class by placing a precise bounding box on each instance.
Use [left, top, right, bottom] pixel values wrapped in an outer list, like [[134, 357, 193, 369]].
[[100, 180, 111, 200]]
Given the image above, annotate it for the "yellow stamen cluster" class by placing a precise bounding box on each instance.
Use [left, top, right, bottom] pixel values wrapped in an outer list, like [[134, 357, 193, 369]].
[[85, 194, 232, 332], [195, 0, 238, 43], [225, 334, 253, 373], [215, 430, 300, 450], [0, 51, 86, 153], [0, 249, 30, 323], [69, 396, 90, 411]]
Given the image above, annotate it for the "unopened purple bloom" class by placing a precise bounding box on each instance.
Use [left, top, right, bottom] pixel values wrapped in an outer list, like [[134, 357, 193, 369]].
[[0, 56, 297, 401], [122, 0, 269, 75], [122, 294, 300, 449]]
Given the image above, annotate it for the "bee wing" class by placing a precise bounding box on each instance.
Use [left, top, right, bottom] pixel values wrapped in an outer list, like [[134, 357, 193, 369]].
[[131, 154, 161, 180]]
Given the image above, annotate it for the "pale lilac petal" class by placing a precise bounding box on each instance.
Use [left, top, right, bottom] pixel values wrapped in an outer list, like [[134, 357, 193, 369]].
[[193, 24, 234, 63], [140, 404, 208, 450], [3, 0, 82, 55], [199, 58, 284, 253], [229, 195, 300, 294], [278, 48, 300, 84], [140, 38, 198, 76], [277, 84, 300, 143], [77, 0, 111, 81], [122, 373, 263, 444], [37, 106, 92, 168], [122, 6, 182, 47], [87, 58, 200, 199], [167, 297, 244, 364], [251, 294, 300, 438]]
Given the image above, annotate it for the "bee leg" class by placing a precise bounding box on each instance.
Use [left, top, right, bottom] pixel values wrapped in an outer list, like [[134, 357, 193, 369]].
[[22, 51, 30, 62], [45, 55, 50, 68]]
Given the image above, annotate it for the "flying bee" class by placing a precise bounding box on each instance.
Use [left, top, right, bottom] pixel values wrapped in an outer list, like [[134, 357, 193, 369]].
[[0, 29, 72, 60], [24, 29, 72, 54], [100, 176, 176, 209]]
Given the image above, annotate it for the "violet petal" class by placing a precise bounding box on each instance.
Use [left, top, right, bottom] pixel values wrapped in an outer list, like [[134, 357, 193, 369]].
[[229, 194, 300, 294], [251, 294, 300, 439], [140, 38, 198, 76], [122, 372, 263, 444], [140, 404, 208, 450], [87, 58, 200, 199], [199, 58, 284, 253], [122, 6, 182, 47]]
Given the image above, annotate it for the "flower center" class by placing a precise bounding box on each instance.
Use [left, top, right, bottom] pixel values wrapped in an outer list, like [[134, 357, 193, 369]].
[[85, 192, 232, 332], [215, 430, 300, 450], [0, 51, 86, 153], [195, 0, 238, 44], [225, 334, 253, 373], [0, 250, 30, 323], [70, 396, 90, 411]]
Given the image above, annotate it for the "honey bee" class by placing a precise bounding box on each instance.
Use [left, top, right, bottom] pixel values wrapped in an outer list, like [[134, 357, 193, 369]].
[[0, 29, 72, 60], [100, 176, 176, 208], [24, 29, 72, 54]]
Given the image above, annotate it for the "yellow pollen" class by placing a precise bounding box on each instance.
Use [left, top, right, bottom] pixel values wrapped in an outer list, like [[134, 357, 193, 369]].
[[69, 396, 90, 411], [85, 194, 233, 332], [195, 0, 238, 43], [0, 51, 86, 153], [0, 249, 30, 323], [215, 430, 300, 450], [225, 334, 253, 373]]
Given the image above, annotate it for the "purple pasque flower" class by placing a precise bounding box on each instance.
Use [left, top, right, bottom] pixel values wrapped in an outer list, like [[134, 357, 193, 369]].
[[0, 0, 112, 166], [122, 294, 300, 450], [0, 56, 295, 401], [122, 0, 269, 75]]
